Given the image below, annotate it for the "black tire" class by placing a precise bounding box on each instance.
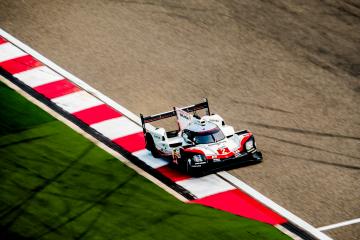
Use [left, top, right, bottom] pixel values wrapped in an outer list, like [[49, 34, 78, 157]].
[[186, 160, 204, 176], [177, 149, 187, 170], [180, 152, 202, 176], [146, 134, 160, 158], [186, 158, 193, 174]]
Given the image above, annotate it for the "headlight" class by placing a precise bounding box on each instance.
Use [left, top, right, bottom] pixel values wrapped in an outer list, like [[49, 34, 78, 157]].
[[245, 140, 254, 151], [192, 154, 205, 163]]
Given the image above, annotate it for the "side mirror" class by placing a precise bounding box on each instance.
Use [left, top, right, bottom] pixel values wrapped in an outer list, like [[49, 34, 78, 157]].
[[184, 138, 195, 146]]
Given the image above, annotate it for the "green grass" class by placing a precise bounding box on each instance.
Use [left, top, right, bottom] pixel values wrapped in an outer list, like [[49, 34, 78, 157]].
[[0, 81, 290, 240]]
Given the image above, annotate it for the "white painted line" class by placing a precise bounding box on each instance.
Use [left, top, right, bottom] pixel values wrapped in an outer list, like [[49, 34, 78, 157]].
[[217, 171, 333, 240], [275, 224, 303, 240], [132, 149, 169, 169], [13, 66, 63, 87], [51, 90, 103, 113], [90, 117, 142, 140], [177, 174, 235, 199], [318, 218, 360, 232], [0, 42, 27, 62]]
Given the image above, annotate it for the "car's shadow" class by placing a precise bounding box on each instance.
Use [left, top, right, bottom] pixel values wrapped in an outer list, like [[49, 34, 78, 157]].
[[168, 159, 262, 178], [198, 160, 262, 177]]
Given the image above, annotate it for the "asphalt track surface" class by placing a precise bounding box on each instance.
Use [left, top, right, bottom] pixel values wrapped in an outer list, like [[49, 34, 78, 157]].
[[1, 0, 359, 239]]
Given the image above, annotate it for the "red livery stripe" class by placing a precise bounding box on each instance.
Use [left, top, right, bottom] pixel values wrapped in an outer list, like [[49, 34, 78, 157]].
[[238, 132, 252, 152], [183, 148, 205, 155], [156, 165, 191, 182], [206, 151, 234, 160], [0, 55, 42, 74], [34, 79, 80, 99], [113, 132, 146, 153], [192, 189, 287, 225], [73, 104, 122, 125]]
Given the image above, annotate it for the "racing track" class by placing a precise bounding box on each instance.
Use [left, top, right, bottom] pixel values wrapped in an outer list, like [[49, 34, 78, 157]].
[[0, 1, 359, 239], [0, 31, 313, 240]]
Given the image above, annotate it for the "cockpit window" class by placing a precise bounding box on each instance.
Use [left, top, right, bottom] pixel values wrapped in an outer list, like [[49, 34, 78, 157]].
[[194, 134, 214, 144], [211, 129, 226, 142], [185, 127, 225, 144]]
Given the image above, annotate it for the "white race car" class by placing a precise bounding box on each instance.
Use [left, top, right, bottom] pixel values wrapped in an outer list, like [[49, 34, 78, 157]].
[[140, 99, 262, 174]]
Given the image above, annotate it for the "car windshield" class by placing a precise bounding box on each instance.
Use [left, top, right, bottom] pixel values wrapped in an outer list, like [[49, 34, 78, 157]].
[[192, 127, 225, 144]]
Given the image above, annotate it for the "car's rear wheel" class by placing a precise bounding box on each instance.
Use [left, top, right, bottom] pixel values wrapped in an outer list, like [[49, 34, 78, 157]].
[[146, 134, 160, 158]]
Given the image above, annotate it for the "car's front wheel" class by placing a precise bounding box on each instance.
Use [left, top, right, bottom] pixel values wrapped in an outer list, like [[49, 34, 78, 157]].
[[186, 159, 192, 174], [185, 158, 203, 176]]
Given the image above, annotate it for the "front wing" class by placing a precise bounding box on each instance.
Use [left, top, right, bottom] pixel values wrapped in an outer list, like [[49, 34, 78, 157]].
[[188, 150, 263, 172]]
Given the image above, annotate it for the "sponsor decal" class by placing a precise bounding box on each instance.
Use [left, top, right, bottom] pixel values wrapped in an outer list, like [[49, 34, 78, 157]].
[[217, 147, 230, 155], [234, 150, 242, 158], [176, 108, 192, 130]]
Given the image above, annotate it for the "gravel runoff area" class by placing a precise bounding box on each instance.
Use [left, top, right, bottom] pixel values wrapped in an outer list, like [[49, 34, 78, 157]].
[[1, 0, 359, 239]]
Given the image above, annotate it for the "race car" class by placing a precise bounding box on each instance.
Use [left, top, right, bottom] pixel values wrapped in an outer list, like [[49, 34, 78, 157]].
[[140, 99, 262, 174]]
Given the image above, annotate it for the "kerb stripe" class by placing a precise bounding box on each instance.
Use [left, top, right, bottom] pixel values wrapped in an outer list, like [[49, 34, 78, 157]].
[[192, 189, 287, 225], [113, 132, 146, 153], [34, 79, 80, 99], [0, 55, 42, 74], [51, 90, 103, 113], [73, 104, 122, 125], [14, 66, 64, 88], [0, 42, 27, 62], [90, 117, 142, 140]]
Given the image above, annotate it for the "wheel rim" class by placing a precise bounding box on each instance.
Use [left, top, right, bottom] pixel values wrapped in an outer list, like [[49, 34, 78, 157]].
[[186, 159, 191, 173]]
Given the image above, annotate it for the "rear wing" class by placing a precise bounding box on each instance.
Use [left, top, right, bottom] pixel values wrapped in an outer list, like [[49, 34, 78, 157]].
[[140, 98, 210, 134]]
